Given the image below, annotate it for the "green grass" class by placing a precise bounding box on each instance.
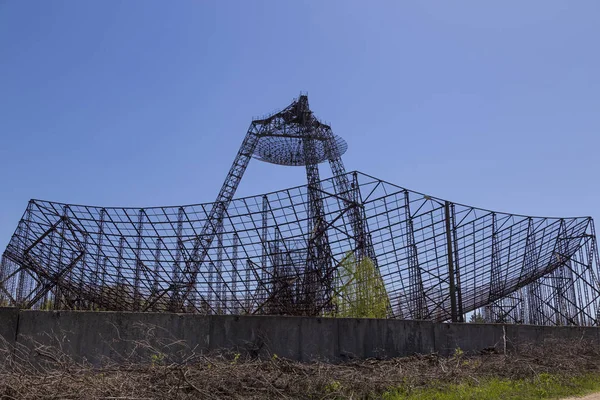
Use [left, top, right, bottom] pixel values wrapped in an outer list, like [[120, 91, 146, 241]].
[[382, 373, 600, 400]]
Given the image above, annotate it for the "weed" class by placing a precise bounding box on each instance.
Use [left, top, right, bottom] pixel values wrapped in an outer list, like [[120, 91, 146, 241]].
[[150, 352, 164, 367], [325, 380, 342, 393], [383, 374, 600, 400]]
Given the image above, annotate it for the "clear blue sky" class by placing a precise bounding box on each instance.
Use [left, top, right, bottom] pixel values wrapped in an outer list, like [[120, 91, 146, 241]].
[[1, 1, 599, 251]]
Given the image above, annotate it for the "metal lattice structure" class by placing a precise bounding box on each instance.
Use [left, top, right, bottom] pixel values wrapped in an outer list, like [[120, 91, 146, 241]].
[[1, 95, 599, 325]]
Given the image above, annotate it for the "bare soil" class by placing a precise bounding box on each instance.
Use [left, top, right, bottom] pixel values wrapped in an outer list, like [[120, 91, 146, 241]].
[[564, 394, 600, 400]]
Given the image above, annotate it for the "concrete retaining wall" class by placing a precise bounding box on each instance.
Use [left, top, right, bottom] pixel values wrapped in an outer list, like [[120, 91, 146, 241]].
[[0, 307, 19, 348], [1, 309, 598, 364]]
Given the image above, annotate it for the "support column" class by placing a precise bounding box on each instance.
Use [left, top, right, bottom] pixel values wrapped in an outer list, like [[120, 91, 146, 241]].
[[232, 233, 239, 314], [172, 207, 184, 311], [444, 201, 458, 323], [133, 209, 145, 310], [116, 236, 126, 309], [151, 238, 163, 311], [94, 208, 106, 301], [450, 203, 464, 322], [405, 191, 426, 319]]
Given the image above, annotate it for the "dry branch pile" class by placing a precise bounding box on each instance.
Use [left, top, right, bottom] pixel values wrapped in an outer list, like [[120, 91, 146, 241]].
[[1, 330, 599, 399]]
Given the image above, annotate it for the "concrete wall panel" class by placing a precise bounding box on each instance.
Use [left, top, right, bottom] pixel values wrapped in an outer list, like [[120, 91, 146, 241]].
[[17, 311, 210, 365], [299, 317, 338, 362], [505, 324, 599, 352], [0, 307, 19, 348], [433, 322, 506, 356], [1, 310, 598, 363], [210, 315, 301, 360]]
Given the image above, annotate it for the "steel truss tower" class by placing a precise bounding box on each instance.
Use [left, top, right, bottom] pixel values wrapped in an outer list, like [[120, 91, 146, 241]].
[[178, 95, 373, 314]]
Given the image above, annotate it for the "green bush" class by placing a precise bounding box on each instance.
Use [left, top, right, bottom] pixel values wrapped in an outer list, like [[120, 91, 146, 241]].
[[332, 252, 388, 319]]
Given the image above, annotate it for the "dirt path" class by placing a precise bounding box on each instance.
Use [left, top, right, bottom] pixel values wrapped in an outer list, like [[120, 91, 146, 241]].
[[563, 393, 600, 400]]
